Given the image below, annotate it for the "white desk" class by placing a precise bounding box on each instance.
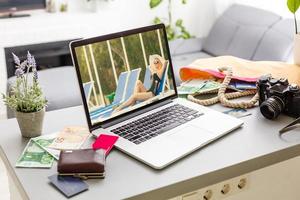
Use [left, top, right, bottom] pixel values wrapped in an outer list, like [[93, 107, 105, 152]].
[[0, 105, 300, 200], [0, 150, 10, 200]]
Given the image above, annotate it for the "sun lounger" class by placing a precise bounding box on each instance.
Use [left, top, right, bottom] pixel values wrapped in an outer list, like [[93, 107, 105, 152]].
[[83, 81, 93, 102], [112, 71, 130, 104], [93, 68, 141, 120], [124, 68, 141, 101], [143, 66, 151, 90], [155, 61, 169, 95], [90, 68, 141, 120], [90, 71, 129, 119]]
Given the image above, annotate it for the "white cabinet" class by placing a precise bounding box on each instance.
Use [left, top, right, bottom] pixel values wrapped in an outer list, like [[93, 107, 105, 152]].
[[170, 155, 300, 200]]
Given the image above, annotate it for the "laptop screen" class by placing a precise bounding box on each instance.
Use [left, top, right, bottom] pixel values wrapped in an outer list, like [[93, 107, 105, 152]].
[[71, 24, 177, 128]]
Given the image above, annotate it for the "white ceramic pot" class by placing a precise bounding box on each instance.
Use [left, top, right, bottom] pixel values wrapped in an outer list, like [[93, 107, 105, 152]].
[[15, 108, 45, 138], [294, 34, 300, 66]]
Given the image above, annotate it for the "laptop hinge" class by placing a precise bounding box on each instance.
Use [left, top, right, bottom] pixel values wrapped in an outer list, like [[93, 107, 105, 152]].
[[101, 99, 173, 129]]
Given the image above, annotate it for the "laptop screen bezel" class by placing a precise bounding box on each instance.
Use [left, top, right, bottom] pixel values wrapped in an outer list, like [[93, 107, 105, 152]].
[[70, 24, 178, 131]]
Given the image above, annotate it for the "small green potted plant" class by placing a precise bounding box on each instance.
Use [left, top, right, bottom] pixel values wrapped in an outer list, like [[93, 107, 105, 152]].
[[287, 0, 300, 65], [2, 52, 47, 138]]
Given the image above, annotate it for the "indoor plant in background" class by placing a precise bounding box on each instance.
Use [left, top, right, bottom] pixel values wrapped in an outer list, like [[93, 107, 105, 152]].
[[150, 0, 193, 40], [2, 52, 47, 138], [287, 0, 300, 65]]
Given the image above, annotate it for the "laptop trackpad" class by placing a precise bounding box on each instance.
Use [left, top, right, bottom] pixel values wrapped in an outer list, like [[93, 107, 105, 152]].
[[168, 125, 214, 146]]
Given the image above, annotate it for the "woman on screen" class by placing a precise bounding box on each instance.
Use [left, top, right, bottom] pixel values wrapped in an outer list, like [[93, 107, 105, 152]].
[[114, 54, 166, 112]]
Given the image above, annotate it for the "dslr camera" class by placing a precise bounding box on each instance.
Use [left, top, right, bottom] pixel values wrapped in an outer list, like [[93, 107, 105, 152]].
[[257, 75, 300, 119]]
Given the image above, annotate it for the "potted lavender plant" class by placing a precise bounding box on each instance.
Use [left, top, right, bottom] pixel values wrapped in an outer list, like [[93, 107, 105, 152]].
[[2, 52, 47, 138]]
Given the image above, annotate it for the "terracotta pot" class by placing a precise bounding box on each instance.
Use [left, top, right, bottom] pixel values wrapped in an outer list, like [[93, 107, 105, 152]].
[[15, 108, 45, 138], [294, 34, 300, 66]]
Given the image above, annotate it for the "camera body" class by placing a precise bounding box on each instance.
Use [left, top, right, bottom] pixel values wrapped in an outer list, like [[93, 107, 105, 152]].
[[257, 75, 300, 119]]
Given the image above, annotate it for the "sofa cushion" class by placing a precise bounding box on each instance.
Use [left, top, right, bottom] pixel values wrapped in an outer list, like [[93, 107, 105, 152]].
[[202, 16, 239, 56], [225, 26, 269, 59], [7, 66, 82, 118], [203, 4, 281, 59], [169, 37, 204, 56], [253, 19, 294, 61]]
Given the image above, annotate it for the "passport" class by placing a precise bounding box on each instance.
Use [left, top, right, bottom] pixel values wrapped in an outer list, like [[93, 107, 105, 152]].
[[230, 82, 256, 90], [48, 174, 88, 198], [92, 134, 119, 156]]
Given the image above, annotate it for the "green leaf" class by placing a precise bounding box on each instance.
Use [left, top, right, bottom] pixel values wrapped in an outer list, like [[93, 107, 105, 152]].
[[181, 32, 191, 39], [175, 19, 183, 27], [181, 0, 187, 4], [287, 0, 300, 13], [153, 17, 162, 24], [150, 0, 163, 8], [166, 25, 175, 40]]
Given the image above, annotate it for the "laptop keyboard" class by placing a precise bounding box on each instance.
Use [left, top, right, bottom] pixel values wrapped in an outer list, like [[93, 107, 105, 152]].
[[111, 104, 202, 145]]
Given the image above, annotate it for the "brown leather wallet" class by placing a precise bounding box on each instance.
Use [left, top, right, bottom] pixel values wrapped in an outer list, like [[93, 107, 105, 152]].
[[57, 149, 105, 179]]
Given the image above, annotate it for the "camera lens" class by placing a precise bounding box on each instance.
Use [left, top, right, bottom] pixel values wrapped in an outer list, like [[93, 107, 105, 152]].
[[260, 96, 285, 119]]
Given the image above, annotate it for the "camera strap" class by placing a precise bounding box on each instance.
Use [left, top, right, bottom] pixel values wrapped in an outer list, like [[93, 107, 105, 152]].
[[187, 67, 259, 109], [279, 117, 300, 135]]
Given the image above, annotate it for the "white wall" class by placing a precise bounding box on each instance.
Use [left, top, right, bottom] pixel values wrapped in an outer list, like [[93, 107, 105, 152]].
[[215, 0, 293, 18], [67, 0, 217, 38]]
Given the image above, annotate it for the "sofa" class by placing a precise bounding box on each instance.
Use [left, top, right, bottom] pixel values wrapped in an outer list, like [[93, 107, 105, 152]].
[[169, 4, 294, 85], [6, 4, 295, 118]]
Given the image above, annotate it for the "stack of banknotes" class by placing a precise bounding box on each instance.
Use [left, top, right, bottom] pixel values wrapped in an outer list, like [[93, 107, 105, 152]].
[[177, 79, 221, 95], [16, 126, 90, 168], [177, 79, 253, 96]]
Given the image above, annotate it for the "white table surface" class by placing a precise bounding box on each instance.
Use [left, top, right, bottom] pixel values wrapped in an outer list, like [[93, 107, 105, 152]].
[[0, 105, 300, 200], [0, 153, 10, 200]]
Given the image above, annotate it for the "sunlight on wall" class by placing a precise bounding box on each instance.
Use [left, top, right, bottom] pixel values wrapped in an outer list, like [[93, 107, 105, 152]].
[[68, 0, 217, 38], [215, 0, 292, 18]]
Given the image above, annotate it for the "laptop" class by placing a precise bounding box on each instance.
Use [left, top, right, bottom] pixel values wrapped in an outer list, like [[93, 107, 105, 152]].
[[70, 24, 243, 169]]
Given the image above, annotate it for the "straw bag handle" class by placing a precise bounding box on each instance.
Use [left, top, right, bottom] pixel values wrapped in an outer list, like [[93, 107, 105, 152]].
[[187, 67, 259, 108]]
